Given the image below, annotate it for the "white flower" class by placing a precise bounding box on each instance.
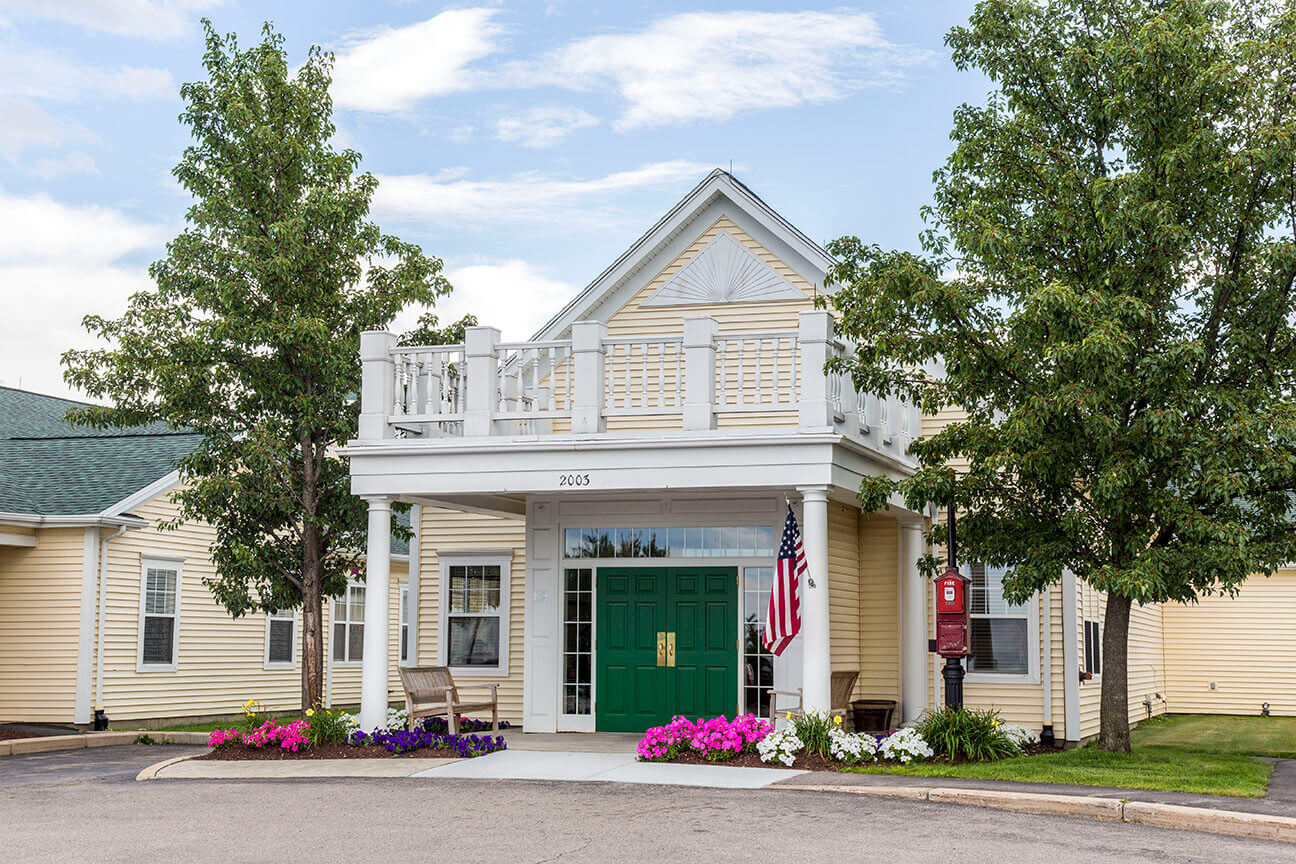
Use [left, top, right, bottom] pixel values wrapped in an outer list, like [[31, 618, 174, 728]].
[[757, 727, 804, 765], [999, 723, 1038, 751], [827, 727, 879, 765], [879, 726, 933, 763]]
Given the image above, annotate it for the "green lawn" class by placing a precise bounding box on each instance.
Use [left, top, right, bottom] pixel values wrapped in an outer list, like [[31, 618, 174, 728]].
[[848, 714, 1291, 798], [155, 713, 305, 733]]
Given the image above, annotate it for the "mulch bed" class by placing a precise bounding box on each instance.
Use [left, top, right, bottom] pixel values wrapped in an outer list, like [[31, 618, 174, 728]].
[[197, 743, 467, 761], [659, 749, 841, 771], [659, 743, 1066, 771], [0, 729, 40, 742]]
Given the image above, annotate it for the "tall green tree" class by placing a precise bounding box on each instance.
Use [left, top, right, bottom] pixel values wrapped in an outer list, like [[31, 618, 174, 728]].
[[829, 0, 1296, 752], [63, 21, 452, 709]]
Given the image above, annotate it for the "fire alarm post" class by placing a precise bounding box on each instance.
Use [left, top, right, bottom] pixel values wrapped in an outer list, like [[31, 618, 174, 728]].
[[934, 503, 968, 708]]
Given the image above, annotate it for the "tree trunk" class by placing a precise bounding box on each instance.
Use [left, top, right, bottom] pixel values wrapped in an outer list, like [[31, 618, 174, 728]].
[[301, 576, 324, 711], [1097, 592, 1132, 753]]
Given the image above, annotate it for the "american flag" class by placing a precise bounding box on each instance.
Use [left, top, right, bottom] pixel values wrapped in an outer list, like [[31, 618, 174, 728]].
[[764, 505, 805, 656]]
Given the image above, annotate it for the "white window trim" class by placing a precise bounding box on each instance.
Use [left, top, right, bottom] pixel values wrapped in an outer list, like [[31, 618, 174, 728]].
[[964, 564, 1040, 685], [136, 556, 183, 673], [331, 583, 366, 667], [1083, 617, 1103, 681], [263, 607, 298, 670], [437, 551, 512, 678], [399, 583, 410, 667]]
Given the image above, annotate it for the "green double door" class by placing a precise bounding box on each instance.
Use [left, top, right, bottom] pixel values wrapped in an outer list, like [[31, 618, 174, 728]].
[[596, 567, 738, 732]]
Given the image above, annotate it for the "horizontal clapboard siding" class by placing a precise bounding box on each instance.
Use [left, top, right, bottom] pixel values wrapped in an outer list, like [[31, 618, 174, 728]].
[[100, 491, 406, 722], [1163, 571, 1296, 716], [416, 506, 527, 723], [0, 527, 85, 723]]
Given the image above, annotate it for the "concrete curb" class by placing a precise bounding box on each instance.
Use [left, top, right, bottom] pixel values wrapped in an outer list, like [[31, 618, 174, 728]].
[[1, 730, 209, 756], [136, 754, 198, 781], [773, 783, 1296, 844]]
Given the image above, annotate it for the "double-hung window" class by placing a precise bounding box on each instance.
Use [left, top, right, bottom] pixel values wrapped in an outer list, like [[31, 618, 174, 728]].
[[440, 554, 510, 673], [138, 558, 181, 669], [967, 563, 1034, 678], [265, 608, 296, 668], [332, 584, 365, 663]]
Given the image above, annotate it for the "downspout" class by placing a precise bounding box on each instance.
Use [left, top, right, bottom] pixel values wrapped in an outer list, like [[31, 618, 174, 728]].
[[94, 525, 129, 716], [1041, 585, 1054, 745]]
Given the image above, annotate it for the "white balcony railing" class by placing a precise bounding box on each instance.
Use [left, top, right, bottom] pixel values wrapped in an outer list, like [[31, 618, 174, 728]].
[[358, 311, 920, 462]]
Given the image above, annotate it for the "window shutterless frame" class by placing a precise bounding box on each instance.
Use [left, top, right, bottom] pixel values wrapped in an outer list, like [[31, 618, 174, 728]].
[[136, 556, 183, 672], [331, 583, 366, 665], [437, 551, 512, 677], [399, 584, 410, 666], [264, 607, 297, 669], [964, 562, 1040, 685]]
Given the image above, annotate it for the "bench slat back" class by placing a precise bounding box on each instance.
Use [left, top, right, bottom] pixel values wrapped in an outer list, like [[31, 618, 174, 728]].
[[400, 666, 457, 703]]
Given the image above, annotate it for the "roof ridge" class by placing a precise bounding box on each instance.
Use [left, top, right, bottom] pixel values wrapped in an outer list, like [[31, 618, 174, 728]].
[[8, 431, 201, 442], [0, 384, 93, 407]]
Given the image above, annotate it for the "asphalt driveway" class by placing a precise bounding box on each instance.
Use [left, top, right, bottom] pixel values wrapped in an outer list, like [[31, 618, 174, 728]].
[[0, 745, 1289, 863]]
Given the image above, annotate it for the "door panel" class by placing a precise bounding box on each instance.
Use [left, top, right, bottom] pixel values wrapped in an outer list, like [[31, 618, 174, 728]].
[[596, 568, 666, 732], [596, 566, 737, 731]]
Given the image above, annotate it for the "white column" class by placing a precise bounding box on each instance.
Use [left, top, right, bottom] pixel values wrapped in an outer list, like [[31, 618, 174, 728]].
[[359, 497, 392, 732], [899, 521, 928, 723], [358, 331, 396, 440], [463, 325, 501, 437], [798, 310, 835, 430], [405, 503, 420, 667], [799, 486, 831, 713], [682, 315, 718, 431], [571, 320, 607, 434]]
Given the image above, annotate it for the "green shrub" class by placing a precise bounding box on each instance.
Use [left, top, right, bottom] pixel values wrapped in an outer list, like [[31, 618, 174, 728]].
[[306, 705, 350, 746], [916, 707, 1019, 762], [790, 710, 840, 758]]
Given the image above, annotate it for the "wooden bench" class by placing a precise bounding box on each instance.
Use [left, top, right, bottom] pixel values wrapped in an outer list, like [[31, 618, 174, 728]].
[[398, 666, 499, 735], [768, 670, 860, 726]]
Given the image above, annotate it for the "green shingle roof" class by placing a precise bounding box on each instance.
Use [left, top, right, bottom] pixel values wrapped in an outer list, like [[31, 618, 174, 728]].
[[0, 386, 410, 556], [0, 386, 203, 516]]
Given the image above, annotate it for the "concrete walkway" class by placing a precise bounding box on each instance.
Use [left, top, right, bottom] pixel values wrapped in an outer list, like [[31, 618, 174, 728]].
[[413, 750, 804, 788], [496, 729, 642, 753]]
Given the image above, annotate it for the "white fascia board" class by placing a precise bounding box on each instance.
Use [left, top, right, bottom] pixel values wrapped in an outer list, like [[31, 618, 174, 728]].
[[100, 469, 181, 518], [531, 171, 836, 342], [0, 512, 147, 530]]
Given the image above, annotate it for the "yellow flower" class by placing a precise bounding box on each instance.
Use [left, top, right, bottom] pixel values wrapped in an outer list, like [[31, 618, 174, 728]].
[[785, 712, 793, 720], [306, 708, 314, 717], [834, 715, 843, 725]]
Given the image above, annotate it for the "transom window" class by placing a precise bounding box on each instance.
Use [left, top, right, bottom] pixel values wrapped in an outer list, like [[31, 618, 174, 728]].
[[332, 584, 365, 663], [440, 554, 511, 672], [563, 526, 776, 559], [968, 563, 1031, 676], [139, 560, 180, 667]]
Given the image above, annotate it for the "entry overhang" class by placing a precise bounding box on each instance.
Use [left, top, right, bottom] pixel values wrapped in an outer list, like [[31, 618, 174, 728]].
[[343, 430, 914, 509]]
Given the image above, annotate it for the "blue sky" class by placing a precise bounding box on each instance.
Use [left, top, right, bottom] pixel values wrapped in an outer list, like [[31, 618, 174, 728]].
[[0, 0, 986, 399]]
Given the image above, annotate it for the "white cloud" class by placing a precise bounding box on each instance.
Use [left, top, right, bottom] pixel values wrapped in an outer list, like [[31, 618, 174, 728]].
[[331, 8, 505, 113], [0, 97, 91, 159], [495, 106, 597, 148], [29, 150, 97, 178], [0, 190, 169, 399], [0, 42, 174, 102], [0, 0, 219, 40], [372, 159, 710, 226], [393, 259, 577, 342]]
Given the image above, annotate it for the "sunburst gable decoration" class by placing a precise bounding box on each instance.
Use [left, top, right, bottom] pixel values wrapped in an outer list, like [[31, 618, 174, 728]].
[[642, 231, 805, 306]]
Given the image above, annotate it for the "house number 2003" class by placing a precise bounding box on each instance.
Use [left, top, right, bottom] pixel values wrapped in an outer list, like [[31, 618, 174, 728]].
[[558, 473, 592, 487]]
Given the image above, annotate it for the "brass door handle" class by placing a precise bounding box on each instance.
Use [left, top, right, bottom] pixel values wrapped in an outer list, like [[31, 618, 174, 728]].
[[656, 632, 666, 667], [666, 632, 676, 667]]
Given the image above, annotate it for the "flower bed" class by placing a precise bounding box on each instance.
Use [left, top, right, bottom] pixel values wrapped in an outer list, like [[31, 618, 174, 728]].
[[198, 701, 508, 761], [635, 708, 1044, 772]]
